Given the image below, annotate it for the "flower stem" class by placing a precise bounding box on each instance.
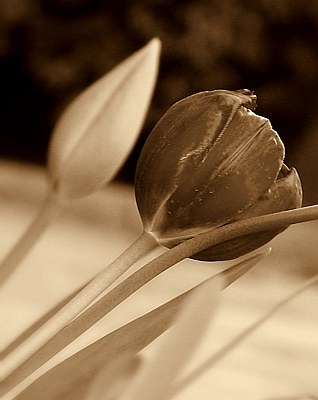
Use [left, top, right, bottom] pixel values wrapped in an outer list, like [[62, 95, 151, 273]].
[[0, 192, 61, 286], [2, 205, 318, 382], [1, 231, 157, 379], [0, 251, 267, 397], [156, 204, 318, 268], [1, 286, 84, 358]]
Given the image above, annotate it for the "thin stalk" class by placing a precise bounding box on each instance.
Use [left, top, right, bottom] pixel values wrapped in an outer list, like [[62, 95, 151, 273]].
[[1, 286, 84, 358], [1, 231, 157, 379], [156, 205, 318, 264], [2, 205, 318, 382], [0, 192, 61, 285], [0, 251, 266, 397], [171, 272, 318, 398]]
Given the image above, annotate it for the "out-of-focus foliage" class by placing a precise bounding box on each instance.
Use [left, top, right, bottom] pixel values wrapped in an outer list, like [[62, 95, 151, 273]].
[[0, 0, 318, 202]]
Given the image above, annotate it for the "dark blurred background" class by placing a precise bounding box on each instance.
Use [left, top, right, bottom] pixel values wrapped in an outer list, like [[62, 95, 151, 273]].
[[1, 0, 318, 203]]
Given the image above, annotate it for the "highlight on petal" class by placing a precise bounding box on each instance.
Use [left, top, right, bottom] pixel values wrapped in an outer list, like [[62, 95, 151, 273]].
[[48, 38, 161, 201], [135, 88, 304, 261], [191, 165, 303, 261]]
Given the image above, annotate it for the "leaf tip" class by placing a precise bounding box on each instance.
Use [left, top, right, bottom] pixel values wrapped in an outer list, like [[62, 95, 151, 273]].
[[221, 246, 272, 288]]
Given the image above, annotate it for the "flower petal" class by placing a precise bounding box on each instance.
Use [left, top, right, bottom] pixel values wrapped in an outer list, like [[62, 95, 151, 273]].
[[136, 90, 284, 240], [191, 165, 302, 261]]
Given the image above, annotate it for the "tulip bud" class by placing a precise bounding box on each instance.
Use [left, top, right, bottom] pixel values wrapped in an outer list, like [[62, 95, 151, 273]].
[[135, 89, 303, 260], [48, 39, 160, 202]]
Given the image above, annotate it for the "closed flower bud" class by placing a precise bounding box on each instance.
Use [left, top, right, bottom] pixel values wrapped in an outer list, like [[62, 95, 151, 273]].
[[135, 89, 303, 260], [48, 39, 160, 202]]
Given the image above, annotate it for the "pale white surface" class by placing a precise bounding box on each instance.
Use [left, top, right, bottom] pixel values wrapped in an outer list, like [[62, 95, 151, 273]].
[[1, 160, 318, 399]]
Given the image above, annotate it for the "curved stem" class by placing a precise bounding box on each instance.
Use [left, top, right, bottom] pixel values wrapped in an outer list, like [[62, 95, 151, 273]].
[[1, 231, 157, 379], [0, 251, 267, 397], [2, 205, 318, 383], [155, 204, 318, 269], [0, 192, 61, 286]]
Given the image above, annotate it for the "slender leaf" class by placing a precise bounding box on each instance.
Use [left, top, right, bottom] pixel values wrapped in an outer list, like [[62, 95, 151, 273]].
[[171, 272, 318, 398], [122, 276, 222, 400], [1, 233, 156, 384], [84, 353, 141, 400], [2, 251, 267, 400]]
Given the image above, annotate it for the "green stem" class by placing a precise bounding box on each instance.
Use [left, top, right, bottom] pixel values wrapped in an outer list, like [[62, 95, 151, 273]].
[[1, 231, 157, 379], [0, 192, 61, 286]]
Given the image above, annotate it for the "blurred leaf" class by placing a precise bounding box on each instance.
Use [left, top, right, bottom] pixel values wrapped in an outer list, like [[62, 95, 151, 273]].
[[84, 353, 141, 400], [171, 272, 318, 398], [48, 38, 161, 201], [12, 295, 181, 400], [122, 276, 222, 400], [7, 250, 267, 400]]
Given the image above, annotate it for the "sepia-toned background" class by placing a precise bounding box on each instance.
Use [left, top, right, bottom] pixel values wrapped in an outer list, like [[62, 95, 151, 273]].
[[1, 0, 318, 203], [1, 2, 318, 398]]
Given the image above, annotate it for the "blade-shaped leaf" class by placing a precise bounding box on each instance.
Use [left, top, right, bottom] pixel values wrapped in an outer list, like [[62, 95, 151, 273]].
[[171, 272, 318, 398], [84, 353, 141, 400], [0, 248, 267, 396], [48, 38, 161, 201], [3, 251, 266, 400], [122, 276, 222, 400], [7, 294, 181, 400]]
